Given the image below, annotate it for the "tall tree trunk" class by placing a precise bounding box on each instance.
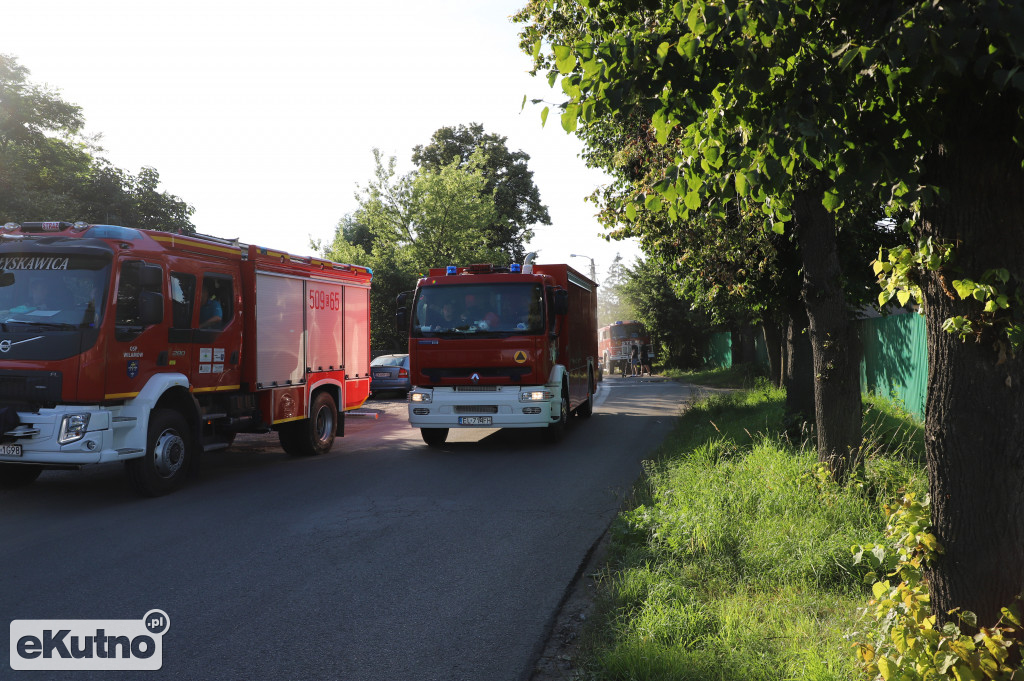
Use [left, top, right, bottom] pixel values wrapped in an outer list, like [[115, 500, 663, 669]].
[[794, 189, 862, 481], [762, 322, 785, 388], [919, 97, 1024, 627], [784, 302, 815, 439]]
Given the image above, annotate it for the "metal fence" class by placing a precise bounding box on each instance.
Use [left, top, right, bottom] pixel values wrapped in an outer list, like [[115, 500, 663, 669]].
[[703, 313, 927, 420]]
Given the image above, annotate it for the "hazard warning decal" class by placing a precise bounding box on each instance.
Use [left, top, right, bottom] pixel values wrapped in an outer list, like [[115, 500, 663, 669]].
[[513, 350, 528, 364]]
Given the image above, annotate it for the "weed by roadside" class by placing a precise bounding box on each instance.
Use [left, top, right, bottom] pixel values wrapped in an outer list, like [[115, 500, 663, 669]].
[[572, 383, 926, 681]]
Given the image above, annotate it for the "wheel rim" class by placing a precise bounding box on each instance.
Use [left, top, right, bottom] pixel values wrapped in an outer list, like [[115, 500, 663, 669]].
[[153, 428, 185, 478], [314, 405, 334, 445]]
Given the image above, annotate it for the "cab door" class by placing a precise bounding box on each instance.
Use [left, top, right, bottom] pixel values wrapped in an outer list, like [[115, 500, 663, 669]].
[[189, 271, 242, 394]]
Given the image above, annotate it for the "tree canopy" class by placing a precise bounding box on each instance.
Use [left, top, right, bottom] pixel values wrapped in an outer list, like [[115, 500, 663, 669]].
[[0, 54, 195, 232], [320, 132, 541, 355], [412, 123, 550, 263]]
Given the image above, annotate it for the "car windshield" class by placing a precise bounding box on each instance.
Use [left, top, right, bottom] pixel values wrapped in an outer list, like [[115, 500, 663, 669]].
[[410, 283, 545, 337], [0, 255, 111, 329]]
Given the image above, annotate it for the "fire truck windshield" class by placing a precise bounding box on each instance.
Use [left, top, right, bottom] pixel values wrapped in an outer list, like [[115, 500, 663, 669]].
[[611, 324, 644, 339], [0, 256, 111, 329], [411, 283, 545, 337]]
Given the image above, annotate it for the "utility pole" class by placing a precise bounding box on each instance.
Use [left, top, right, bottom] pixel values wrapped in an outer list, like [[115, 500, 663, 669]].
[[570, 253, 596, 282]]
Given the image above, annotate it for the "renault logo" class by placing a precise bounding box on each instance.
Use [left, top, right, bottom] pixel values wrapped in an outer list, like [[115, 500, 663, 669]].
[[471, 373, 480, 384]]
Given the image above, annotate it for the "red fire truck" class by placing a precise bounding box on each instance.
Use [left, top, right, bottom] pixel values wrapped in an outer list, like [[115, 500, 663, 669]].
[[598, 320, 651, 376], [0, 221, 372, 495], [398, 254, 598, 447]]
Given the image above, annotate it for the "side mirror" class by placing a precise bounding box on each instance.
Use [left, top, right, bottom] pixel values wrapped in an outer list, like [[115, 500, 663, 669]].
[[396, 290, 413, 307], [139, 262, 162, 290], [395, 308, 408, 333], [553, 289, 569, 315], [138, 290, 164, 326]]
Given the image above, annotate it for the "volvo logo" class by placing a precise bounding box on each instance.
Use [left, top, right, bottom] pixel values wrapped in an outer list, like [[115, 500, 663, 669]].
[[0, 336, 43, 353], [471, 373, 480, 384]]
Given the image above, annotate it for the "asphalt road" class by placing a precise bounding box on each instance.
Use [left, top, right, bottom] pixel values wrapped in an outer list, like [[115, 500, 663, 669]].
[[2, 376, 692, 681]]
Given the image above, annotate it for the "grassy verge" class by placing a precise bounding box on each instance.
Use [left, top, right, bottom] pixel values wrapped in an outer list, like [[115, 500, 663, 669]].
[[660, 363, 766, 389], [576, 380, 926, 681]]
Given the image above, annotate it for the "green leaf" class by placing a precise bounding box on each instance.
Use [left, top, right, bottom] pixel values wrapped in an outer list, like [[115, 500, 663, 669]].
[[952, 663, 978, 681], [561, 109, 578, 133], [684, 191, 701, 210], [734, 172, 749, 196], [822, 190, 843, 212], [656, 41, 670, 64], [687, 5, 706, 35], [625, 202, 637, 221], [645, 194, 663, 213], [772, 221, 785, 234], [553, 44, 576, 74], [540, 106, 550, 127], [837, 48, 858, 71], [677, 36, 699, 58], [897, 290, 911, 306]]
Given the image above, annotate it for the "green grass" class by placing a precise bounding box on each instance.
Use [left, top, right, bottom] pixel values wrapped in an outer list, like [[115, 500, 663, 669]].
[[576, 384, 927, 681], [661, 363, 767, 389]]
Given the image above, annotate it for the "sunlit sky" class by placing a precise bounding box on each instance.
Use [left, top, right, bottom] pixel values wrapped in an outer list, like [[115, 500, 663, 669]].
[[5, 0, 641, 282]]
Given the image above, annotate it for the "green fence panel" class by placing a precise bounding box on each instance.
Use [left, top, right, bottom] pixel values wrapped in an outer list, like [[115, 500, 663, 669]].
[[754, 330, 770, 373], [858, 313, 927, 420], [705, 331, 732, 369]]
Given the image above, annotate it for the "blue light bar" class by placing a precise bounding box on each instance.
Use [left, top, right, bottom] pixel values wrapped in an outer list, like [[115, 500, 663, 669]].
[[510, 263, 521, 273], [446, 265, 457, 275]]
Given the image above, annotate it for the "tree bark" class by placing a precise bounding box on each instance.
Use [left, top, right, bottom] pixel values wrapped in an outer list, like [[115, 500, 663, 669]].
[[919, 97, 1024, 627], [794, 189, 862, 480], [784, 302, 815, 438], [762, 322, 785, 388]]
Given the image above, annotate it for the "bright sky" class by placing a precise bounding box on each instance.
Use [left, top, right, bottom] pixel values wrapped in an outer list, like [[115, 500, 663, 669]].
[[5, 0, 641, 283]]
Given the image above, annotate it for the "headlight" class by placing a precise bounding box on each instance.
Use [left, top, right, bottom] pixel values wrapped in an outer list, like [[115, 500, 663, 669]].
[[519, 390, 554, 402], [58, 413, 91, 444], [408, 391, 432, 403]]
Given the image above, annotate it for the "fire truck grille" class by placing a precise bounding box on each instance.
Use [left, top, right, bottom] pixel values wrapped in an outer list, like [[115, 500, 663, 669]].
[[453, 386, 499, 392], [454, 406, 498, 414], [0, 370, 62, 409], [421, 367, 532, 383]]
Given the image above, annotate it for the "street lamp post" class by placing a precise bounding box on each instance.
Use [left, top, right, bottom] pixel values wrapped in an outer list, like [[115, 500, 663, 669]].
[[570, 253, 596, 281]]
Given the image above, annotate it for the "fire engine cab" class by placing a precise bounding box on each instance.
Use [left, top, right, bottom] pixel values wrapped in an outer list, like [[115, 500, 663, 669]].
[[0, 221, 372, 496], [398, 255, 598, 446]]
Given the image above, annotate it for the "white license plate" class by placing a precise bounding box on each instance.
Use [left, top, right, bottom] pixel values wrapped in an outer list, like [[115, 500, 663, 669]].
[[0, 444, 23, 457], [458, 416, 492, 425], [373, 372, 390, 378]]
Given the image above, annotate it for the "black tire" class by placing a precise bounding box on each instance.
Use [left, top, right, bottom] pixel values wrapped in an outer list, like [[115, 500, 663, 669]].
[[546, 383, 570, 442], [0, 464, 42, 489], [280, 391, 338, 457], [577, 373, 595, 418], [126, 408, 192, 497], [421, 428, 448, 448]]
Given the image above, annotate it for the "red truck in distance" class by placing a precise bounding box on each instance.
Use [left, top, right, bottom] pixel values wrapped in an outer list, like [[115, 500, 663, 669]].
[[598, 320, 652, 376], [0, 221, 372, 495], [398, 254, 598, 447]]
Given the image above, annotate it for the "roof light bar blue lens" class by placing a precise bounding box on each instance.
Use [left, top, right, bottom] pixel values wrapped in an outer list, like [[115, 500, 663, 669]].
[[510, 263, 521, 273], [446, 265, 457, 275]]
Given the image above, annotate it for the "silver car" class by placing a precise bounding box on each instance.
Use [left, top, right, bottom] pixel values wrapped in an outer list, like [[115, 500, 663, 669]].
[[370, 354, 411, 396]]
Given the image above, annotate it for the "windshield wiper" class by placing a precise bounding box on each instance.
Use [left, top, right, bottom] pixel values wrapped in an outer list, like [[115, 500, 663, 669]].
[[3, 319, 79, 330]]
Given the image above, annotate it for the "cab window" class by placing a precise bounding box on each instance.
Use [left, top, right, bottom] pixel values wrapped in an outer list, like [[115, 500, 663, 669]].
[[197, 274, 233, 330]]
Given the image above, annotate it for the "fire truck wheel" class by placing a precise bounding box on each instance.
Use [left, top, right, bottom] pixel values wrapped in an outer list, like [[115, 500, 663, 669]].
[[280, 391, 337, 457], [126, 409, 192, 497], [577, 374, 595, 418], [0, 464, 43, 488], [546, 383, 570, 442], [421, 428, 448, 447]]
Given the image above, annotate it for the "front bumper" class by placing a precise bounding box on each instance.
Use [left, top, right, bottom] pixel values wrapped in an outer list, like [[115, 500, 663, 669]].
[[407, 385, 560, 429], [0, 406, 140, 467]]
